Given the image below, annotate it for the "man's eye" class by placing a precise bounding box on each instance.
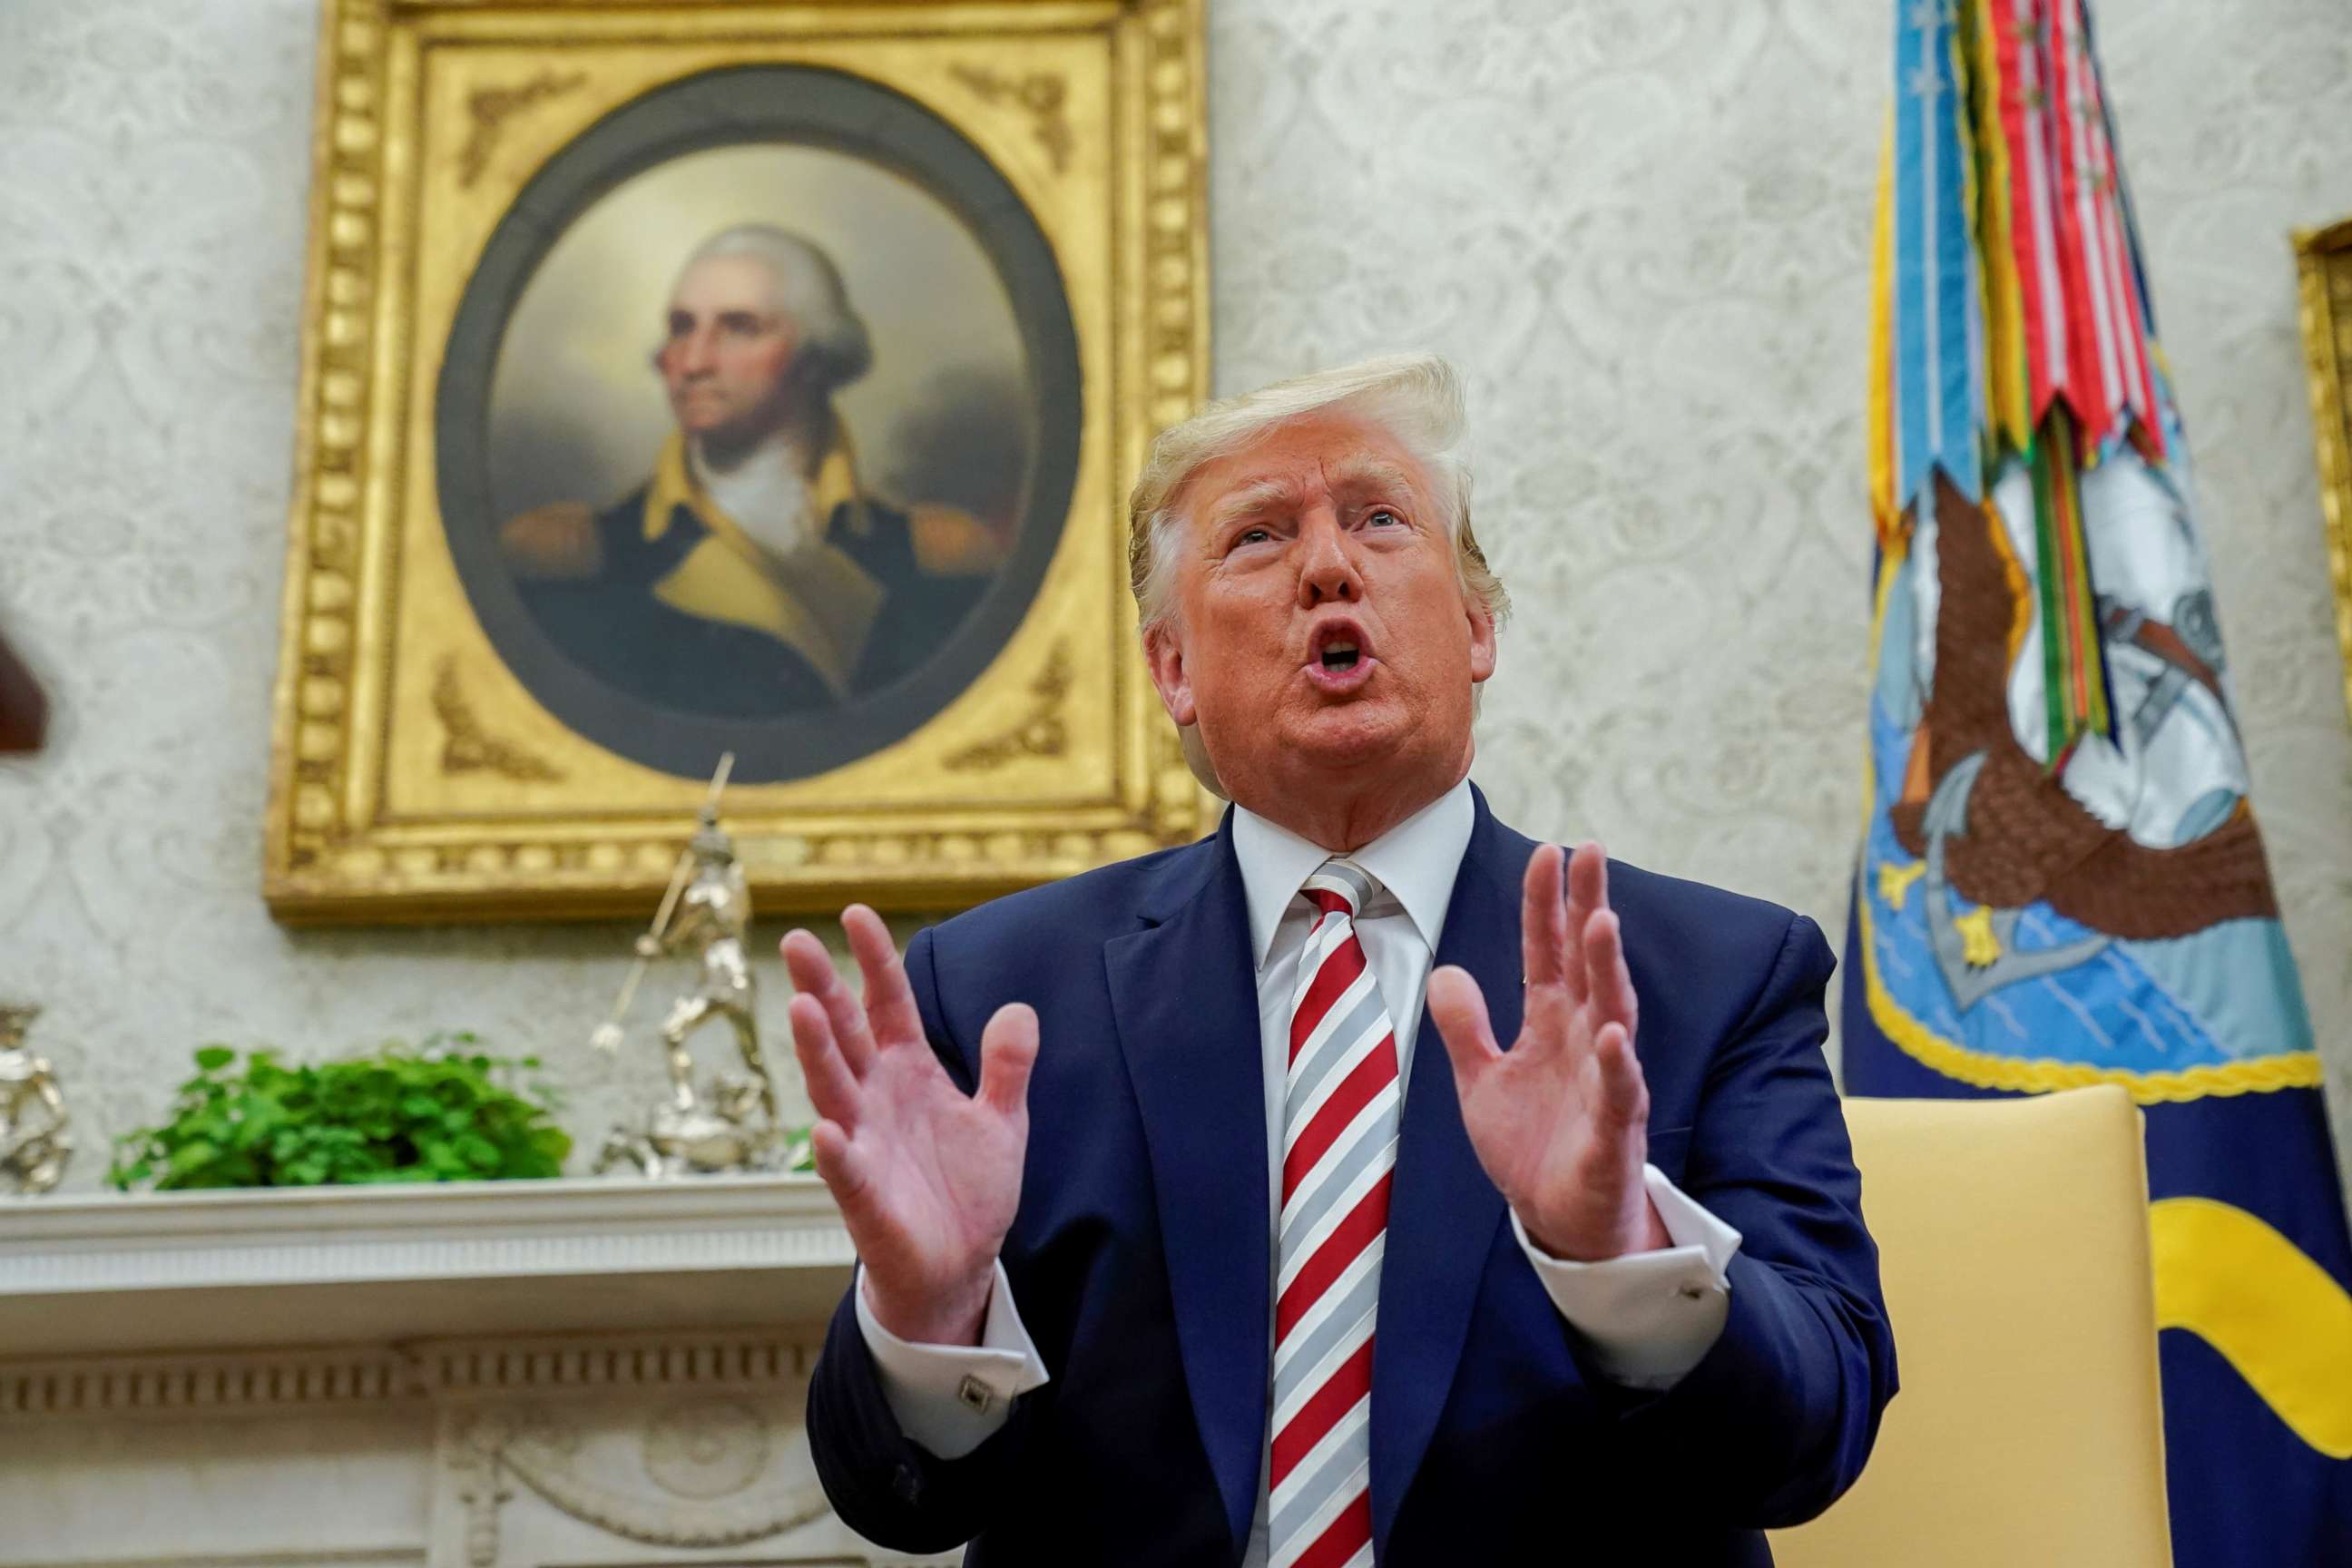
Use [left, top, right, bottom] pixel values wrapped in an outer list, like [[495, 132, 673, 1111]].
[[1365, 508, 1402, 528], [1234, 527, 1272, 546]]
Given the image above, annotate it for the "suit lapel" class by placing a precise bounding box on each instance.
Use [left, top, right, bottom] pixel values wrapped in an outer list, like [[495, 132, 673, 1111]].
[[1370, 790, 1529, 1553], [1102, 819, 1269, 1558]]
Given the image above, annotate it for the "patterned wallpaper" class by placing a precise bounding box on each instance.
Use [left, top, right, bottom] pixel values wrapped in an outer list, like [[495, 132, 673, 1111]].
[[0, 0, 2346, 1199]]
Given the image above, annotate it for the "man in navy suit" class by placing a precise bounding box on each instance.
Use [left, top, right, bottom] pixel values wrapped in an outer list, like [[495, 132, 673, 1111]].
[[784, 354, 1896, 1565]]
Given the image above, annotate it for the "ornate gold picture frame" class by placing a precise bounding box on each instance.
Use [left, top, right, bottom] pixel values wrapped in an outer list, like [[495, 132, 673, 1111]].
[[2295, 214, 2352, 732], [265, 0, 1210, 922]]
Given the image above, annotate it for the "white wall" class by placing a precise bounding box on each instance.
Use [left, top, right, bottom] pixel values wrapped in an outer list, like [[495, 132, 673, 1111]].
[[1, 0, 2346, 1200]]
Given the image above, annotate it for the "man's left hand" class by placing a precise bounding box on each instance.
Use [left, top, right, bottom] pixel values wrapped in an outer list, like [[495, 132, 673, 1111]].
[[1427, 841, 1671, 1262]]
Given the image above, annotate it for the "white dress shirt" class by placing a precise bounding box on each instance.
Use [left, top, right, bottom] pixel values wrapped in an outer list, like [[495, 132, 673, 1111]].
[[855, 780, 1742, 1563]]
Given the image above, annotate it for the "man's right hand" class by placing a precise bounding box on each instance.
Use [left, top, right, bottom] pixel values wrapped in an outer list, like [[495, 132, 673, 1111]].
[[781, 907, 1037, 1348]]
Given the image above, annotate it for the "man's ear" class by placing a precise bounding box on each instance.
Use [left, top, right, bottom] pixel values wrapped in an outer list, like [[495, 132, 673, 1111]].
[[1465, 595, 1497, 683], [1142, 622, 1198, 727]]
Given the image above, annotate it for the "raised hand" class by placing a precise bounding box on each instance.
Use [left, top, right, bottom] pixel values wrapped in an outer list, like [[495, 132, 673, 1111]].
[[781, 906, 1037, 1347], [1426, 842, 1670, 1262]]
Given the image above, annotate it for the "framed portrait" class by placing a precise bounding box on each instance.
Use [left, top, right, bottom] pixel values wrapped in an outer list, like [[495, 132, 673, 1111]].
[[265, 0, 1210, 921], [2296, 215, 2352, 733]]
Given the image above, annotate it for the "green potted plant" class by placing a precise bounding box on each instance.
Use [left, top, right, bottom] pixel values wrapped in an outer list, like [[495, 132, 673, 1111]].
[[108, 1034, 571, 1191]]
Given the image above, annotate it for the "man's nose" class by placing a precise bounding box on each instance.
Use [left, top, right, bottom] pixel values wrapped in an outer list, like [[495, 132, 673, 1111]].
[[1294, 509, 1363, 607], [674, 326, 720, 376]]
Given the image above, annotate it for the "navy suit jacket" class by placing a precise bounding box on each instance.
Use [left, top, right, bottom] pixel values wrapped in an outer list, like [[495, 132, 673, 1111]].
[[517, 490, 983, 719], [808, 789, 1896, 1564]]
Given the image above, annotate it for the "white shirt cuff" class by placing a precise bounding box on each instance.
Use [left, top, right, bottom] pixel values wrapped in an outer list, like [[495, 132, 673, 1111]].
[[853, 1260, 1052, 1459], [1510, 1163, 1742, 1392]]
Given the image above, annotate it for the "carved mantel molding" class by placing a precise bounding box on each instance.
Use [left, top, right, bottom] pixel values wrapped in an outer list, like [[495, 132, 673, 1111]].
[[0, 1174, 916, 1564], [0, 1173, 853, 1362]]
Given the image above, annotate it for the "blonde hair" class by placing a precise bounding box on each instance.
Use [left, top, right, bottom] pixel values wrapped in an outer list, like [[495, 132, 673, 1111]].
[[1126, 351, 1509, 632], [1126, 352, 1509, 796]]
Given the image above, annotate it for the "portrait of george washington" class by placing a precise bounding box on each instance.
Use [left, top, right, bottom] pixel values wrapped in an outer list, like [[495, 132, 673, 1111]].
[[497, 224, 1005, 720], [434, 69, 1083, 785]]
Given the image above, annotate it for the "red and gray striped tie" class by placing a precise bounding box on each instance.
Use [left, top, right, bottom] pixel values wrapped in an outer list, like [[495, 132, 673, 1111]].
[[1270, 858, 1399, 1568]]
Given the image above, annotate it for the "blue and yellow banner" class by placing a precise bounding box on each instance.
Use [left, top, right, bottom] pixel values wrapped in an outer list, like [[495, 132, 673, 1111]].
[[1847, 2, 2352, 1562]]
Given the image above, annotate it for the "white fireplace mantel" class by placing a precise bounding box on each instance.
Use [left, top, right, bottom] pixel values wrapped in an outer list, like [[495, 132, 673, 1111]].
[[0, 1178, 971, 1567], [0, 1173, 855, 1359]]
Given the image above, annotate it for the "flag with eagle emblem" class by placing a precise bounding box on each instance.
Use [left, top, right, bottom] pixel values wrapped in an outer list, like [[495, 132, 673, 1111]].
[[1844, 1, 2352, 1562]]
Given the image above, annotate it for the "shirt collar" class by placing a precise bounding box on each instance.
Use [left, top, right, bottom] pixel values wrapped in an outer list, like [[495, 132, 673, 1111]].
[[1230, 779, 1475, 972]]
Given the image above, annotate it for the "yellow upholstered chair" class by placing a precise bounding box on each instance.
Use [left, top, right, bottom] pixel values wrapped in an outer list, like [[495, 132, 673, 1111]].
[[1769, 1085, 2173, 1568]]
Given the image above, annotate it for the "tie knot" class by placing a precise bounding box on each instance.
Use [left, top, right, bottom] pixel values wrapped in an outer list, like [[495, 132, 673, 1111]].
[[1301, 858, 1377, 918]]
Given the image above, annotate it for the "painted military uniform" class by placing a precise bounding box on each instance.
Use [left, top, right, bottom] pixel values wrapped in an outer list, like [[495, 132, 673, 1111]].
[[516, 432, 993, 719]]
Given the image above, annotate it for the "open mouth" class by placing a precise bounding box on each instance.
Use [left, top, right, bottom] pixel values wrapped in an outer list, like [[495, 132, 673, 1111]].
[[1307, 620, 1374, 689]]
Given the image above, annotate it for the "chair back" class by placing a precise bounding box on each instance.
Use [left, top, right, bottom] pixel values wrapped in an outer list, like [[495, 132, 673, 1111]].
[[1769, 1085, 2172, 1568]]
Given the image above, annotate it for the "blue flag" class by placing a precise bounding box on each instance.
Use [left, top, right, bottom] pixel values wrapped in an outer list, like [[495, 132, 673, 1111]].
[[1848, 3, 2352, 1563]]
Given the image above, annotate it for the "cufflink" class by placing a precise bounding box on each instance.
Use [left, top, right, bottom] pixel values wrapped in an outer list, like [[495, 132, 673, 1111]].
[[956, 1374, 996, 1413]]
